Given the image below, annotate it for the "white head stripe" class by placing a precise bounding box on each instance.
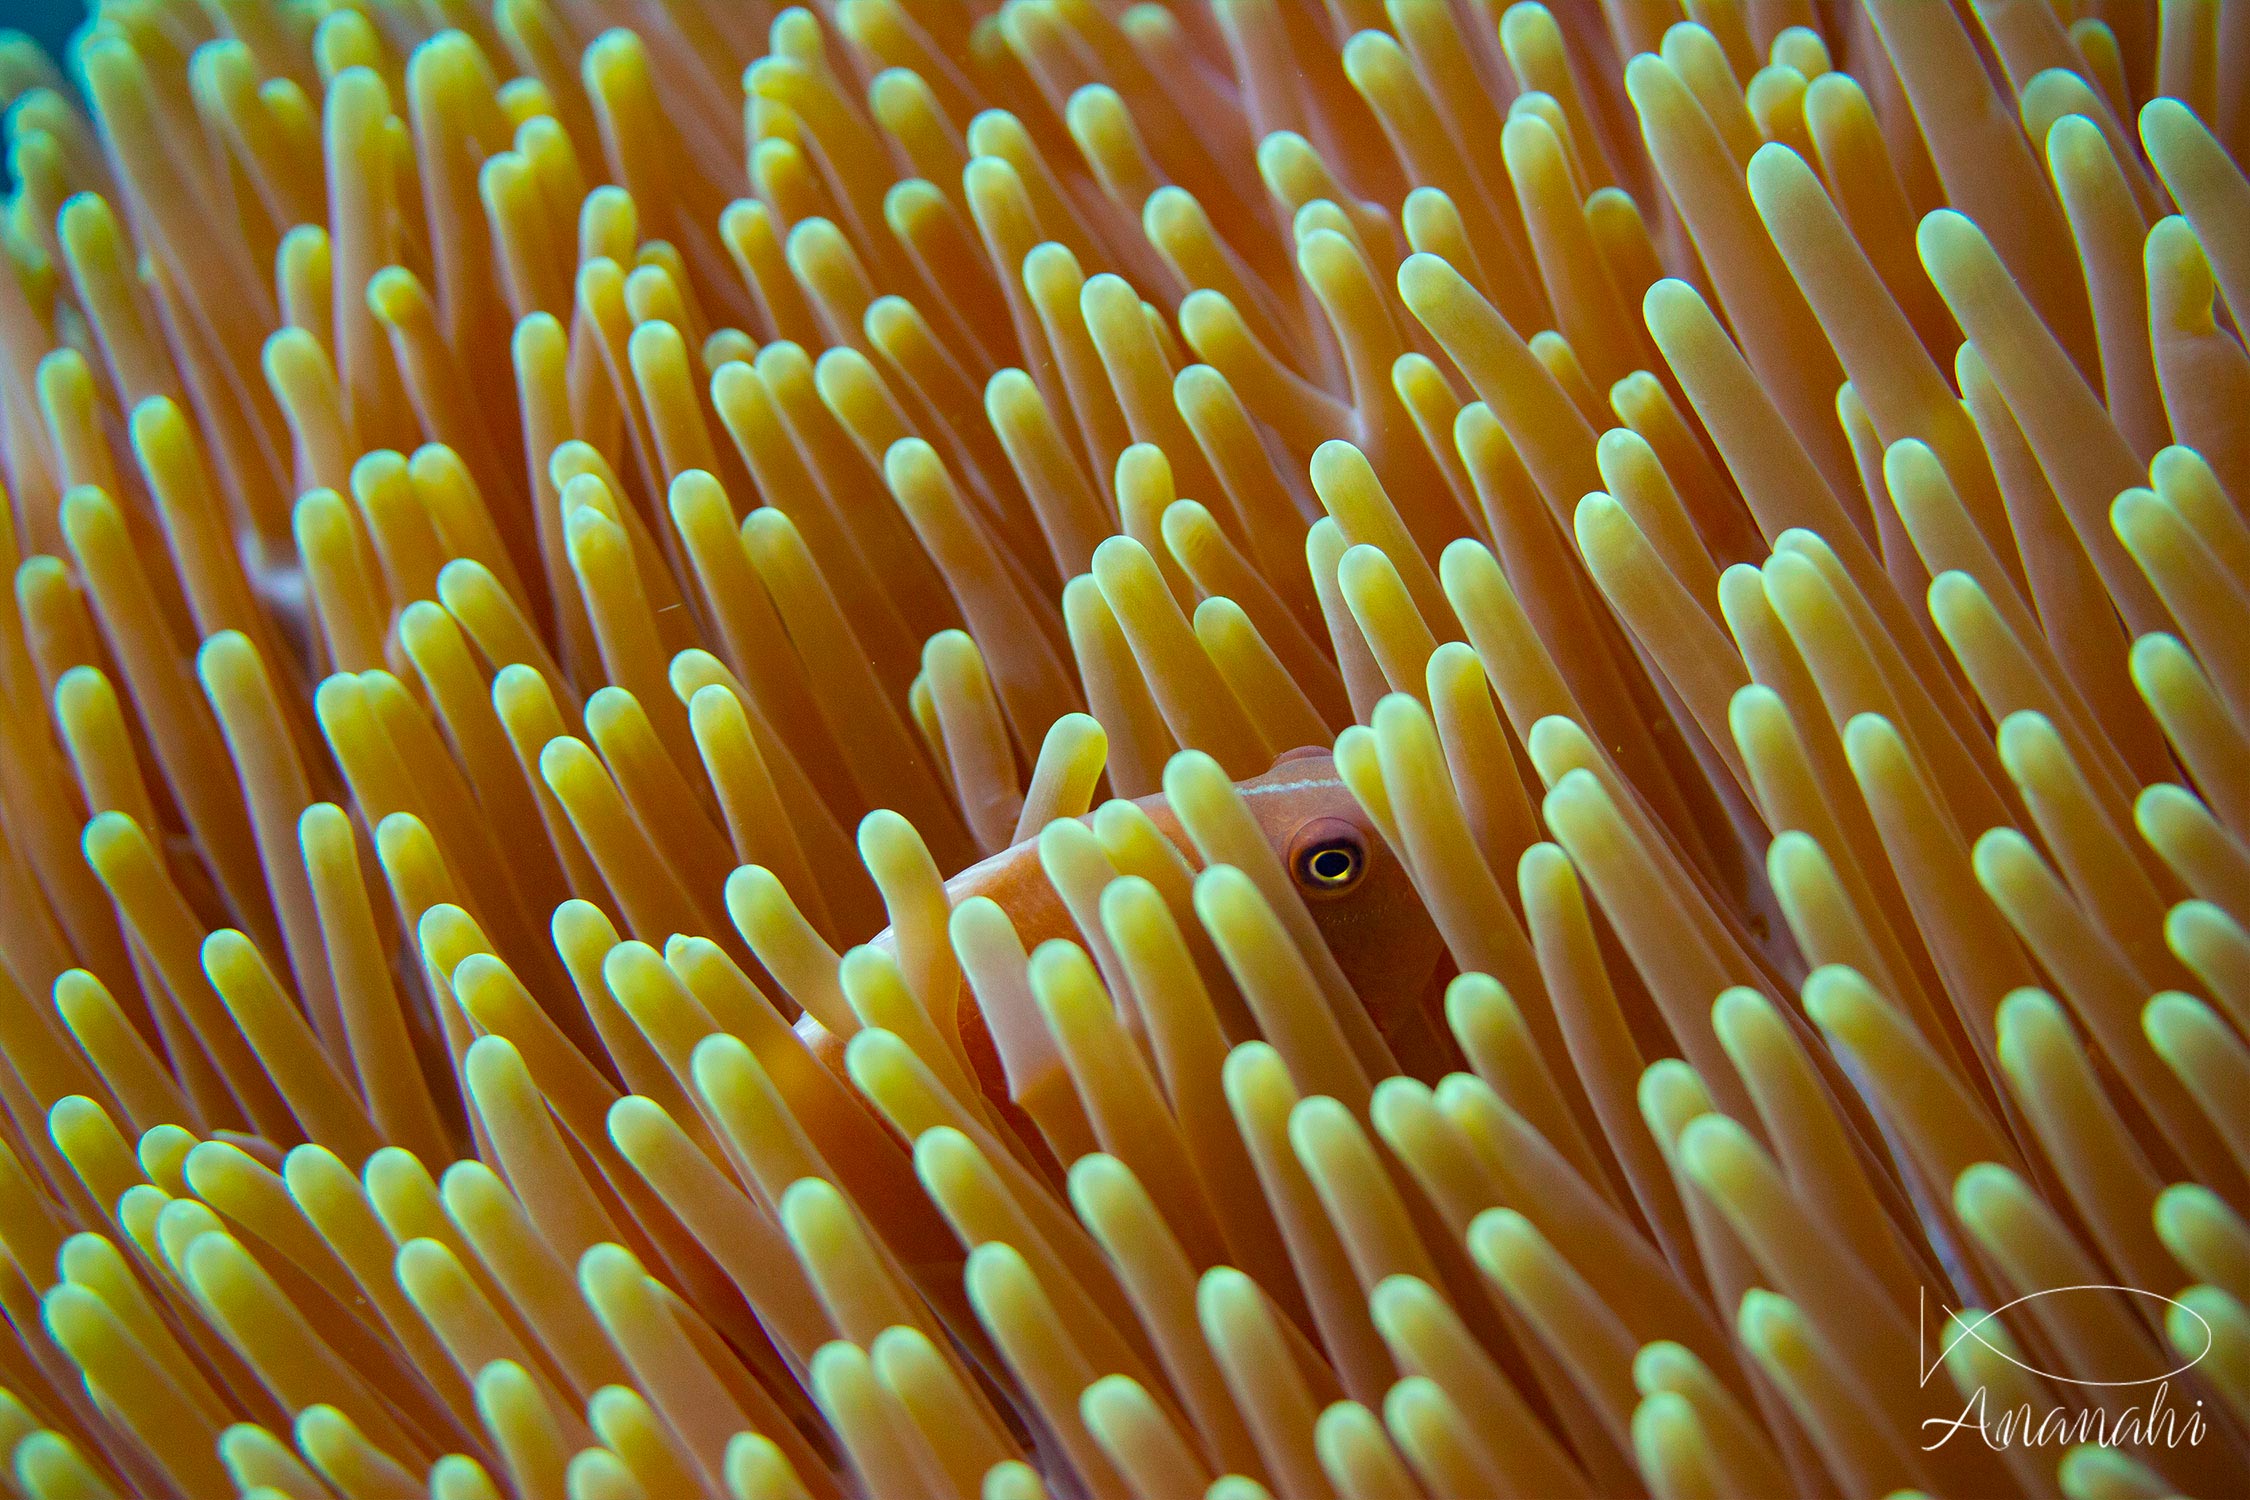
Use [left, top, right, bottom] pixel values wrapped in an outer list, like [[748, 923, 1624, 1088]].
[[1239, 777, 1345, 797]]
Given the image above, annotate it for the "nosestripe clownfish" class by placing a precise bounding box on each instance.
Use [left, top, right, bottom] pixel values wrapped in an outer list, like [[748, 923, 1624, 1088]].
[[792, 747, 1452, 1137]]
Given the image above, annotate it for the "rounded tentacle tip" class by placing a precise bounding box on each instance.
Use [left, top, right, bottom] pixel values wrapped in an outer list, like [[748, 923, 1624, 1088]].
[[1394, 250, 1460, 311]]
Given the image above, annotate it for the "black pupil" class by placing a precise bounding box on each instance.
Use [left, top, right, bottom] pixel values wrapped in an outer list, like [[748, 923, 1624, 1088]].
[[1306, 843, 1359, 885]]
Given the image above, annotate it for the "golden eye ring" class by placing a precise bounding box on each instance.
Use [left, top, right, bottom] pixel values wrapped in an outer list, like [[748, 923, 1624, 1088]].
[[1300, 842, 1363, 888], [1289, 818, 1367, 896]]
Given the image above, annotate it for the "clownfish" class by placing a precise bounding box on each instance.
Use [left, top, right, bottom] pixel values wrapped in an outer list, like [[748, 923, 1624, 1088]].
[[793, 747, 1450, 1135]]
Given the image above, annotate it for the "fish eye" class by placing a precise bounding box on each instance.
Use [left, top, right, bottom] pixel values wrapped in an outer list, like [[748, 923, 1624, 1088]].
[[1300, 842, 1362, 888], [1289, 819, 1366, 895]]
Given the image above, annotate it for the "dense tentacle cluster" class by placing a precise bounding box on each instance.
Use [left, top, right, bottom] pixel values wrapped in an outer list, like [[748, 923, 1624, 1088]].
[[0, 1, 2247, 1497]]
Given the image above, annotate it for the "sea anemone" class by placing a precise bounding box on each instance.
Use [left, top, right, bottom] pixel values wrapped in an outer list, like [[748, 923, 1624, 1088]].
[[0, 0, 2243, 1496]]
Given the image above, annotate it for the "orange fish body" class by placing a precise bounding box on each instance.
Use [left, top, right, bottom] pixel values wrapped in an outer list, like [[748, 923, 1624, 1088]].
[[794, 748, 1448, 1122]]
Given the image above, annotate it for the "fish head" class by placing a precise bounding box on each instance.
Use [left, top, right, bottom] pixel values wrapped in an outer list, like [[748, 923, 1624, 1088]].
[[1232, 746, 1450, 1039]]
